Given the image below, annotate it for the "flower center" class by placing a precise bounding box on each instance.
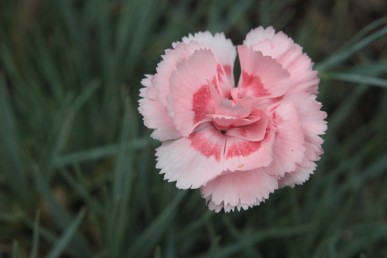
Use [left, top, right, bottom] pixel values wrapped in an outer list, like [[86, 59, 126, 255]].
[[210, 114, 260, 131], [208, 87, 267, 137]]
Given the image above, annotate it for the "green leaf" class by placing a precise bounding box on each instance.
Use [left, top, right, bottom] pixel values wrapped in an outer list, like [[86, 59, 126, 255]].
[[32, 166, 92, 257], [29, 211, 40, 258], [12, 241, 21, 258], [0, 74, 29, 206], [53, 137, 152, 167], [46, 209, 86, 258], [126, 192, 186, 258], [325, 73, 387, 89], [317, 20, 387, 70]]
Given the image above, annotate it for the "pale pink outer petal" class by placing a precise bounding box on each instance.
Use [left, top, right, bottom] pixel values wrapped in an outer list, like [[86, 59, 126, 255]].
[[223, 131, 275, 171], [290, 94, 327, 161], [279, 93, 327, 187], [244, 26, 318, 94], [138, 76, 181, 141], [201, 169, 278, 212], [181, 31, 236, 84], [139, 42, 202, 141], [243, 26, 276, 46], [279, 163, 317, 188], [156, 126, 225, 189], [155, 31, 236, 107], [153, 42, 204, 106], [244, 27, 292, 60], [168, 49, 219, 136], [139, 33, 233, 140], [237, 45, 291, 98], [263, 101, 306, 178]]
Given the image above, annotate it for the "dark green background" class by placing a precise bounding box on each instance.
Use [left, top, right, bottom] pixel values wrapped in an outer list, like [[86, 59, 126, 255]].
[[0, 0, 386, 257]]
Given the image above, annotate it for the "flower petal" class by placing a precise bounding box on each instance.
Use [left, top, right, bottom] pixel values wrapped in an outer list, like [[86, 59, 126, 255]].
[[154, 42, 209, 107], [244, 27, 293, 59], [243, 26, 276, 46], [211, 114, 260, 129], [244, 26, 318, 94], [279, 93, 327, 187], [138, 76, 181, 141], [278, 45, 318, 94], [182, 31, 236, 85], [263, 101, 305, 177], [292, 94, 326, 163], [279, 158, 317, 188], [156, 126, 225, 189], [168, 49, 220, 136], [237, 45, 291, 98], [139, 41, 207, 140], [224, 130, 275, 171], [226, 113, 269, 141], [201, 169, 278, 212]]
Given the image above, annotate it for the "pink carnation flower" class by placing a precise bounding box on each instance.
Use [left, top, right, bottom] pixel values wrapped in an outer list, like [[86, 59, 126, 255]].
[[139, 26, 327, 212]]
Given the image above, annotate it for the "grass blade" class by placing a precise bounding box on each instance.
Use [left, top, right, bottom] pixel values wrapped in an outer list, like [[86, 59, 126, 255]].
[[53, 137, 152, 167], [325, 73, 387, 88], [46, 209, 86, 258], [126, 192, 186, 258], [29, 211, 40, 258], [32, 166, 92, 257], [12, 241, 21, 258], [317, 24, 387, 70], [0, 75, 29, 207]]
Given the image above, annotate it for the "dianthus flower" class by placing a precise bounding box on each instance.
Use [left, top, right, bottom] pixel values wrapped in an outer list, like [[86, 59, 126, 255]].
[[139, 27, 327, 212]]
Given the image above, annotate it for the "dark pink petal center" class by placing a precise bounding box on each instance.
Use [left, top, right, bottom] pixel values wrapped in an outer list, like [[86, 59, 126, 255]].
[[239, 72, 270, 98], [210, 114, 260, 131], [192, 85, 213, 124], [226, 141, 262, 158], [189, 129, 223, 161], [190, 62, 273, 141]]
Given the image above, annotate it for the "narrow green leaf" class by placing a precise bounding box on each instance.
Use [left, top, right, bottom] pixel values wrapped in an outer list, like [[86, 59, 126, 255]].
[[360, 154, 387, 181], [126, 192, 186, 258], [72, 79, 101, 113], [53, 137, 152, 167], [339, 224, 387, 258], [338, 16, 387, 52], [12, 241, 21, 258], [32, 166, 92, 257], [22, 216, 57, 248], [54, 0, 89, 83], [347, 60, 387, 75], [32, 166, 68, 228], [55, 0, 82, 42], [323, 85, 367, 142], [59, 167, 103, 216], [107, 97, 138, 257], [200, 224, 313, 258], [0, 75, 29, 206], [153, 247, 162, 258], [317, 24, 387, 70], [46, 109, 74, 179], [29, 211, 40, 258], [46, 79, 100, 178], [46, 209, 86, 258], [326, 73, 387, 89], [222, 216, 260, 257]]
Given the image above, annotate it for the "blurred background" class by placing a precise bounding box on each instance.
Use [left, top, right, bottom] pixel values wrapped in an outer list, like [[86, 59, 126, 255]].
[[1, 0, 387, 257]]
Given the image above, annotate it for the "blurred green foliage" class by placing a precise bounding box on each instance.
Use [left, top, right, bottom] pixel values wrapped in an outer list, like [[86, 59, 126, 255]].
[[0, 0, 387, 257]]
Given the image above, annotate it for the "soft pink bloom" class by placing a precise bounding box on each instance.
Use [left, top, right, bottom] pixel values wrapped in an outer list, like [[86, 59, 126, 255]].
[[139, 27, 327, 212]]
